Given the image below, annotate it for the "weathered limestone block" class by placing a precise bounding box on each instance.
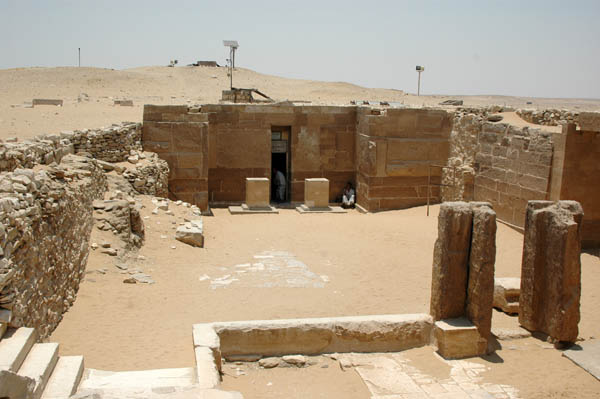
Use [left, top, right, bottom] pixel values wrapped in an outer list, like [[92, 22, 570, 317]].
[[245, 178, 270, 209], [175, 220, 204, 247], [304, 178, 329, 209], [434, 318, 487, 359], [493, 277, 520, 314], [519, 200, 583, 343], [430, 202, 473, 321], [210, 314, 432, 357], [466, 202, 496, 340]]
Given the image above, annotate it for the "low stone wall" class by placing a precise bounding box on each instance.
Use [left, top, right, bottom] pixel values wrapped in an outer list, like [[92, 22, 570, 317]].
[[0, 155, 107, 337], [68, 123, 142, 162], [516, 108, 579, 126], [0, 122, 141, 172]]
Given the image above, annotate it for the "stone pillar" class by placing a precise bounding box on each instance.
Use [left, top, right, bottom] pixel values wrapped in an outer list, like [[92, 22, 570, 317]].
[[466, 203, 496, 340], [431, 201, 497, 359], [519, 200, 583, 343], [304, 178, 330, 209], [430, 202, 473, 320], [245, 178, 270, 209]]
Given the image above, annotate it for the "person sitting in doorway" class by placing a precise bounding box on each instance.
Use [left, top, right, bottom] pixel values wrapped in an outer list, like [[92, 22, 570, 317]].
[[273, 167, 286, 203], [342, 182, 355, 208]]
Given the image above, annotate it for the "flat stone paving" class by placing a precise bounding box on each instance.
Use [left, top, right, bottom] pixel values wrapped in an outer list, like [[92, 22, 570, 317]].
[[562, 339, 600, 381], [346, 352, 520, 399]]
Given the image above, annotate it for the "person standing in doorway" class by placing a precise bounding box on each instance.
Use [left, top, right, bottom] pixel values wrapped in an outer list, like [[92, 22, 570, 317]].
[[273, 168, 286, 202]]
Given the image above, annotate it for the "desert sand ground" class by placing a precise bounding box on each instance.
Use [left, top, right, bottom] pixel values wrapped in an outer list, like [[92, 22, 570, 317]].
[[48, 200, 600, 399], [1, 66, 599, 141], [2, 66, 599, 397]]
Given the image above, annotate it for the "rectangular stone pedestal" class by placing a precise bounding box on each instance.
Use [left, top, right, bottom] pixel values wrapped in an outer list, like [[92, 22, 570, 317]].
[[246, 178, 270, 209], [434, 318, 487, 359], [304, 178, 329, 209]]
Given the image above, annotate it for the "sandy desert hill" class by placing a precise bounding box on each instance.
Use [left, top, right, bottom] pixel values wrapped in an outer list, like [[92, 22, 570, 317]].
[[1, 65, 599, 140]]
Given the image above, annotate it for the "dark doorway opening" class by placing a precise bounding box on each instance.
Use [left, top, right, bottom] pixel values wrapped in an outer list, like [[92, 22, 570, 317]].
[[271, 127, 291, 203]]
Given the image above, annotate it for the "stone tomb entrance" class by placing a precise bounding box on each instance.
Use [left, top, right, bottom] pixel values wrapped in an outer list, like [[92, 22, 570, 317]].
[[270, 126, 291, 203]]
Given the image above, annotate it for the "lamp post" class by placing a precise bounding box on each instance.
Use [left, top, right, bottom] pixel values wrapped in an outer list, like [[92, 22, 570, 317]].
[[416, 65, 425, 96]]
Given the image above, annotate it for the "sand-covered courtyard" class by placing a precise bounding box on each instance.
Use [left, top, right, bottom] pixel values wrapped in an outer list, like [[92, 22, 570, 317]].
[[48, 201, 600, 398]]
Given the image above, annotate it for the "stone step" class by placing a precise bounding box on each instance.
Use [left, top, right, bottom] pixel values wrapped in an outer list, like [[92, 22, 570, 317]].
[[78, 367, 197, 390], [0, 322, 7, 339], [0, 327, 38, 372], [17, 342, 59, 399], [42, 355, 85, 399]]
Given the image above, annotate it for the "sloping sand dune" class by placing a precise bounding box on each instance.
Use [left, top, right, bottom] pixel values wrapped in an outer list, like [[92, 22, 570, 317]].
[[1, 66, 599, 140]]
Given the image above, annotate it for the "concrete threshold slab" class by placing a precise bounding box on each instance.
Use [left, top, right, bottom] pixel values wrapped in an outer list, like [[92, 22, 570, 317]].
[[295, 205, 347, 214], [562, 339, 600, 381], [228, 205, 279, 215]]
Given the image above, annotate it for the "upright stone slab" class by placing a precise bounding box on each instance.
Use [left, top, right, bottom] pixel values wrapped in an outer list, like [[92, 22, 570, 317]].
[[304, 178, 329, 209], [466, 202, 496, 340], [519, 200, 583, 343], [430, 202, 473, 321], [245, 178, 270, 209]]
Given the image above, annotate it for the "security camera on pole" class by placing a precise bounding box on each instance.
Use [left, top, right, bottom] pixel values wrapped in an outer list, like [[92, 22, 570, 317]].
[[416, 65, 425, 96]]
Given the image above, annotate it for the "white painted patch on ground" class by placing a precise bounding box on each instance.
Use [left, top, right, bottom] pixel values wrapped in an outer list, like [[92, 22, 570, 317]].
[[207, 250, 325, 289]]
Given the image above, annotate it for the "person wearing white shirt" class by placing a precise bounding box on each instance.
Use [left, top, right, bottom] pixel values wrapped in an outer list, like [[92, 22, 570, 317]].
[[273, 168, 286, 202], [342, 182, 355, 208]]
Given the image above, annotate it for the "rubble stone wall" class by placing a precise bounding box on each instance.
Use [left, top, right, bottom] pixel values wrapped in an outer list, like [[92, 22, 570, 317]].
[[0, 122, 141, 172], [0, 155, 107, 338], [516, 108, 579, 127], [356, 107, 452, 212]]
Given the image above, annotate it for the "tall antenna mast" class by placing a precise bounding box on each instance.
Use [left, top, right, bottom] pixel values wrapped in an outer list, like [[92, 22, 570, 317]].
[[223, 40, 239, 90], [78, 48, 81, 67]]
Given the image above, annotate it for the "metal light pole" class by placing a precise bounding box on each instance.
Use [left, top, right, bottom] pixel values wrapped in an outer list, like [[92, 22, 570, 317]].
[[416, 65, 425, 96], [78, 48, 81, 67], [223, 40, 239, 90]]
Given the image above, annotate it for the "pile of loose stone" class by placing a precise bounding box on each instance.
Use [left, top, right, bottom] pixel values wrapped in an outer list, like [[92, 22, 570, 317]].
[[516, 108, 579, 126]]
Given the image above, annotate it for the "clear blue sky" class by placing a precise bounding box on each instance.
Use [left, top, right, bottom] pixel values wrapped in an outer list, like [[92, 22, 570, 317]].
[[1, 0, 599, 98]]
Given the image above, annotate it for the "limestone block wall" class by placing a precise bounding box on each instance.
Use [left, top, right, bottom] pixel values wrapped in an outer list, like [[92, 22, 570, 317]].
[[549, 117, 600, 247], [149, 104, 356, 205], [0, 155, 107, 338], [142, 105, 209, 210], [472, 123, 554, 227], [356, 107, 452, 212]]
